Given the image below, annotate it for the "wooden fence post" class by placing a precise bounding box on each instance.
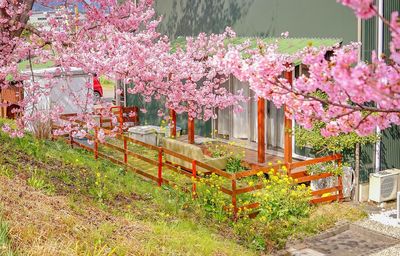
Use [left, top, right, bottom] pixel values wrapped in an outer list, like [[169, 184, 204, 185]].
[[188, 117, 195, 144], [257, 97, 265, 163], [170, 109, 177, 138], [192, 160, 197, 198], [69, 131, 74, 148], [158, 148, 163, 186], [231, 175, 238, 221], [94, 128, 98, 160], [123, 136, 128, 164]]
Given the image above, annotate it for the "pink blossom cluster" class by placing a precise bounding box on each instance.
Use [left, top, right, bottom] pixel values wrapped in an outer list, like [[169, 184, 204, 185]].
[[1, 0, 246, 137], [130, 27, 246, 120], [290, 43, 400, 136], [338, 0, 376, 19]]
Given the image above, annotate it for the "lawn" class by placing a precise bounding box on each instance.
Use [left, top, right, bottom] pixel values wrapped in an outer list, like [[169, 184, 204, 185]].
[[0, 118, 367, 255], [99, 76, 116, 89]]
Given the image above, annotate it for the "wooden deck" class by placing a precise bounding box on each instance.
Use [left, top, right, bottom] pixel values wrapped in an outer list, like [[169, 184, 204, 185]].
[[176, 135, 304, 171]]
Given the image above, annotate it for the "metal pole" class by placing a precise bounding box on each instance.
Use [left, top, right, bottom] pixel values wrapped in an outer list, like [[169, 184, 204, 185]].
[[375, 0, 384, 173], [353, 143, 360, 202]]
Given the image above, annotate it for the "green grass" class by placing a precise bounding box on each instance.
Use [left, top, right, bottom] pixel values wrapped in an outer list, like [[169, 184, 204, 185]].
[[18, 59, 55, 71], [0, 217, 15, 256], [0, 118, 367, 254], [99, 76, 115, 89], [0, 119, 256, 255]]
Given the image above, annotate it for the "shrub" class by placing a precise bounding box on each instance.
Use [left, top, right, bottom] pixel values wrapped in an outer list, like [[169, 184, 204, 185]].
[[226, 156, 244, 173], [204, 140, 246, 173], [193, 173, 233, 222], [27, 169, 55, 195], [306, 162, 345, 176], [254, 167, 312, 223]]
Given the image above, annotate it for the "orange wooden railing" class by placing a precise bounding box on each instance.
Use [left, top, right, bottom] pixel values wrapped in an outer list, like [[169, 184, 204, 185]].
[[52, 115, 343, 219]]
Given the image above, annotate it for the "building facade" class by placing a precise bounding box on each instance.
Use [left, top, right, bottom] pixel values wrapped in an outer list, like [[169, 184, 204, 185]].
[[359, 0, 400, 182], [149, 0, 356, 150], [128, 0, 399, 179]]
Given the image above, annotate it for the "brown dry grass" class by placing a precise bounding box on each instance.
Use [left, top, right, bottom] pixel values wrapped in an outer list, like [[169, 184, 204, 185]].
[[0, 176, 150, 255]]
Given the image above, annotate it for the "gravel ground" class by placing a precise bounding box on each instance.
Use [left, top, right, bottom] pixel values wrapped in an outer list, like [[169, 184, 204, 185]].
[[356, 210, 400, 256], [356, 214, 400, 239], [370, 209, 400, 227], [370, 244, 400, 256]]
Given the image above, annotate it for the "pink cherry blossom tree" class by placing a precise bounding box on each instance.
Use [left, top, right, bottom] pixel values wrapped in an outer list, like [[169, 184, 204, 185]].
[[1, 0, 248, 139], [129, 27, 247, 121], [223, 0, 400, 137], [2, 0, 399, 140]]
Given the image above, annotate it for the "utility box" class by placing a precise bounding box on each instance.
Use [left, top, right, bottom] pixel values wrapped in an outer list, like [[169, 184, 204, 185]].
[[24, 68, 93, 115], [128, 125, 160, 146], [23, 68, 93, 135], [369, 170, 399, 203]]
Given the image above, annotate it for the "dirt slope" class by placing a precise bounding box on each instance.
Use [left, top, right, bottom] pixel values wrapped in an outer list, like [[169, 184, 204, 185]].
[[0, 176, 150, 255]]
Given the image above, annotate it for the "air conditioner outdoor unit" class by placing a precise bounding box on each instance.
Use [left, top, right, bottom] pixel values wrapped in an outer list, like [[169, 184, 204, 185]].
[[369, 170, 399, 203], [385, 168, 400, 192]]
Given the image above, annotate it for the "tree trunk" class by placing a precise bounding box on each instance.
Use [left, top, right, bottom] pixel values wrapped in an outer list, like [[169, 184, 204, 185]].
[[353, 143, 360, 202], [0, 0, 36, 37]]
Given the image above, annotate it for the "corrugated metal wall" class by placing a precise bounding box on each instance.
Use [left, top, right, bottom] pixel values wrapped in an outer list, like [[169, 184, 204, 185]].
[[359, 144, 376, 183], [361, 16, 377, 62], [380, 125, 400, 170], [380, 0, 400, 171], [155, 0, 357, 43], [359, 1, 378, 181], [359, 0, 400, 178], [383, 0, 400, 57]]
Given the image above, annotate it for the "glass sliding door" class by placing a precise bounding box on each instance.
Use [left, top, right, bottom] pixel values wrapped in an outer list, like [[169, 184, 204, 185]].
[[216, 78, 232, 138], [216, 77, 257, 145], [232, 78, 250, 140], [267, 101, 284, 152], [250, 93, 258, 143]]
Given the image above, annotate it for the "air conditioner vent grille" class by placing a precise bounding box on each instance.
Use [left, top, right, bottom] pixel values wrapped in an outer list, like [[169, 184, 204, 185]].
[[381, 177, 396, 198]]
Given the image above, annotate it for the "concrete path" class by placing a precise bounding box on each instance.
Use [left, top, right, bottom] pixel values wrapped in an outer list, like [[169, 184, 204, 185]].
[[287, 222, 399, 256]]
